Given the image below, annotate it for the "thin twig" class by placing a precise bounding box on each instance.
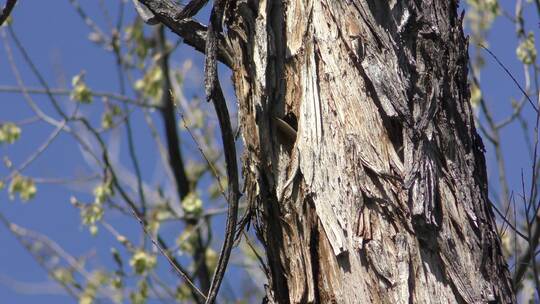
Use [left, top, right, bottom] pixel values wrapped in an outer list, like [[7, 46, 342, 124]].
[[2, 121, 66, 182], [479, 44, 538, 113], [82, 113, 206, 301], [513, 68, 540, 285], [1, 31, 67, 130], [157, 24, 213, 300], [67, 0, 109, 45], [0, 212, 86, 300], [129, 207, 207, 300], [5, 23, 204, 300], [142, 109, 177, 192], [0, 85, 156, 108], [491, 195, 528, 241], [471, 65, 512, 218], [178, 111, 226, 201], [111, 17, 148, 217], [522, 172, 540, 299]]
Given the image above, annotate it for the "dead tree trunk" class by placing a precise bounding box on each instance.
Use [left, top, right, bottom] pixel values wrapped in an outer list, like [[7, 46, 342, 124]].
[[225, 0, 514, 303]]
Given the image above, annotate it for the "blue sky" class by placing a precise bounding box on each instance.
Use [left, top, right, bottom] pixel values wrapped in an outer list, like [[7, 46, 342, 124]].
[[0, 1, 243, 303], [474, 5, 539, 200], [0, 1, 538, 303]]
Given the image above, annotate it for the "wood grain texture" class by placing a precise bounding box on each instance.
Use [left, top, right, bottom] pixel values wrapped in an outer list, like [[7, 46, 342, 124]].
[[225, 0, 515, 303]]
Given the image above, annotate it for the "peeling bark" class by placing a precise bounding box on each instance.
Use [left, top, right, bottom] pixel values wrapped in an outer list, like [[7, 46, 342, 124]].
[[224, 0, 514, 303]]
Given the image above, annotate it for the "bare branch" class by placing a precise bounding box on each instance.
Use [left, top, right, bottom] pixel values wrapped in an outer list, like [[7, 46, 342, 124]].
[[0, 0, 17, 26], [0, 85, 158, 108], [479, 44, 538, 113], [155, 24, 211, 301], [156, 25, 190, 201], [138, 0, 233, 69], [203, 1, 240, 302], [3, 121, 66, 183], [176, 0, 209, 20], [4, 23, 206, 300], [132, 0, 159, 24]]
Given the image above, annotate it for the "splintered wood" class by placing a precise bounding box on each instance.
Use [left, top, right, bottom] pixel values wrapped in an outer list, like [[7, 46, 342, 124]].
[[225, 0, 514, 302]]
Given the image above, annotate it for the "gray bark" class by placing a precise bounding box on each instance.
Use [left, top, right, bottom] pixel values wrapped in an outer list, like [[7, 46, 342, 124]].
[[224, 0, 515, 303]]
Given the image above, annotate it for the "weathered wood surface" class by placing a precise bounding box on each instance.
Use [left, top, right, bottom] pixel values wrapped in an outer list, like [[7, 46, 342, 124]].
[[225, 0, 514, 303]]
